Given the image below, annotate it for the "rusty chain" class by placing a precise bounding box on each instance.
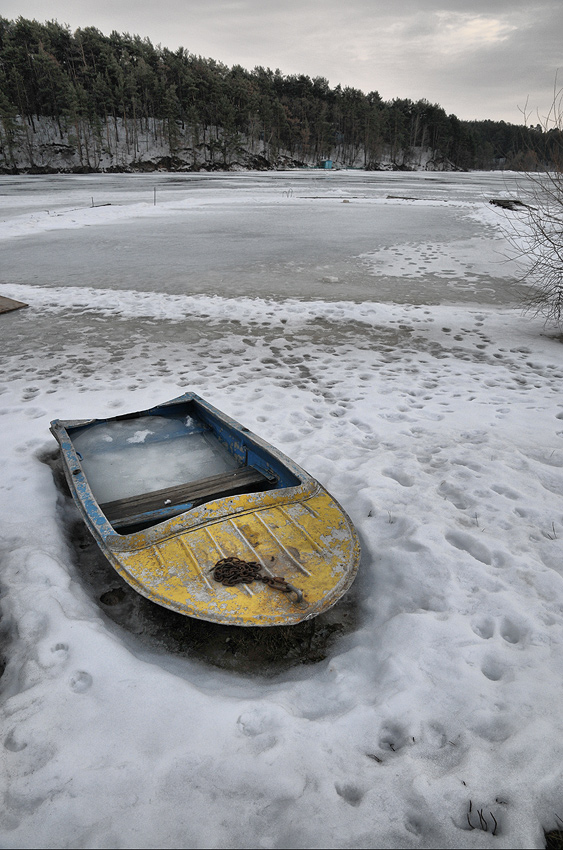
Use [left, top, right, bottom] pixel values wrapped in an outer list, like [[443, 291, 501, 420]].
[[212, 557, 304, 605]]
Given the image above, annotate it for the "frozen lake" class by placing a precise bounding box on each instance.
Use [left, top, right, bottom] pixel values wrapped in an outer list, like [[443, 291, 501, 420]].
[[0, 170, 527, 304]]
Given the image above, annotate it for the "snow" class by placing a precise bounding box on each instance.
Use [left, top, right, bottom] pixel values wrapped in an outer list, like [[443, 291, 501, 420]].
[[0, 170, 562, 849]]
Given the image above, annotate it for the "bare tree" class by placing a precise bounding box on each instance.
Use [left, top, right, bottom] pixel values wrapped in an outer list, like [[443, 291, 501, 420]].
[[505, 82, 563, 327]]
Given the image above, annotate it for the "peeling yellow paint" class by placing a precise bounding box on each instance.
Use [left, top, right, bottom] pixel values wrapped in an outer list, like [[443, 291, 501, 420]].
[[104, 485, 360, 626]]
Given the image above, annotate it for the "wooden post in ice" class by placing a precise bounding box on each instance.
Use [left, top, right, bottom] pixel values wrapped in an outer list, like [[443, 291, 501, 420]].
[[154, 187, 157, 206]]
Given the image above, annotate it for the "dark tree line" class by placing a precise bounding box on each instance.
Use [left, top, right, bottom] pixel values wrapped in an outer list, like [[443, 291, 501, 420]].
[[0, 16, 561, 172]]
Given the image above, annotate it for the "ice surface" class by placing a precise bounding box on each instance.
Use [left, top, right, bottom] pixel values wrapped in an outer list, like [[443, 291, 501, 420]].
[[0, 171, 561, 850], [0, 171, 525, 304], [72, 415, 238, 502]]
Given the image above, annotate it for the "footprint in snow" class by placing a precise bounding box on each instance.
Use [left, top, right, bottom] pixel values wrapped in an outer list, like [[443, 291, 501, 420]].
[[4, 730, 27, 752], [69, 671, 93, 693], [382, 468, 415, 487], [471, 615, 527, 645], [470, 713, 513, 743], [471, 616, 495, 640], [21, 386, 40, 401], [491, 483, 520, 500], [335, 783, 365, 807], [438, 482, 471, 511], [480, 655, 508, 681], [445, 531, 505, 567], [378, 721, 410, 753], [500, 618, 528, 644]]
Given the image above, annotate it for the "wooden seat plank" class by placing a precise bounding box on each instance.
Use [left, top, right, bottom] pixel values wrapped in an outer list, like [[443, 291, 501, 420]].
[[100, 466, 272, 523]]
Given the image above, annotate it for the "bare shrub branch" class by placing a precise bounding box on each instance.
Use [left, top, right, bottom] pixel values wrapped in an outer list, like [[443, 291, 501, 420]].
[[503, 81, 563, 328]]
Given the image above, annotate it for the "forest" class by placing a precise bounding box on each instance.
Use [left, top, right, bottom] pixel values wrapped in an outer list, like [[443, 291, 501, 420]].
[[0, 16, 560, 173]]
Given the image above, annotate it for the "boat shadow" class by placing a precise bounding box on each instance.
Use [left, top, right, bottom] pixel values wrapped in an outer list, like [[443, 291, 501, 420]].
[[42, 449, 361, 675]]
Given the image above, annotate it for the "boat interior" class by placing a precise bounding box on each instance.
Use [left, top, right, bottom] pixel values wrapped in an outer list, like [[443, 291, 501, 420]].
[[67, 398, 301, 534]]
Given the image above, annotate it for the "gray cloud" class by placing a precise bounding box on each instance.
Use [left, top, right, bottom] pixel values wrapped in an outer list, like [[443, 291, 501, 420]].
[[2, 0, 561, 121]]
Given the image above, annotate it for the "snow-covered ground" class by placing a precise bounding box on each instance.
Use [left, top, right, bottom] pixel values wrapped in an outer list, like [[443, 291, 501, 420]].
[[1, 171, 562, 849]]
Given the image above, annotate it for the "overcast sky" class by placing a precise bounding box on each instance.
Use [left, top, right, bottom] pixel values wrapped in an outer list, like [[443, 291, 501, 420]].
[[3, 0, 562, 123]]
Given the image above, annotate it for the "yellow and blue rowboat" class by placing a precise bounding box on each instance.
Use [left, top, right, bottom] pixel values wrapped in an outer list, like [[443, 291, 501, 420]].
[[50, 392, 360, 626]]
